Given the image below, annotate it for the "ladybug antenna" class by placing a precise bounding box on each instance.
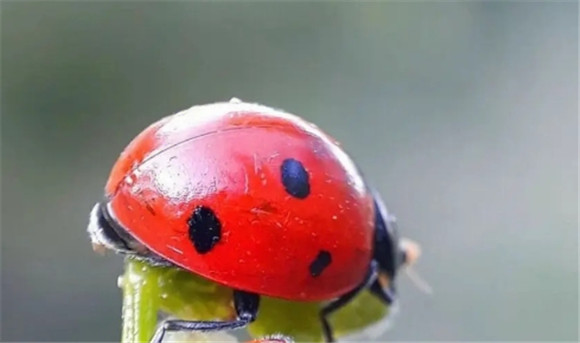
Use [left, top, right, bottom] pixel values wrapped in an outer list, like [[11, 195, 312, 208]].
[[399, 238, 433, 295], [404, 265, 433, 295]]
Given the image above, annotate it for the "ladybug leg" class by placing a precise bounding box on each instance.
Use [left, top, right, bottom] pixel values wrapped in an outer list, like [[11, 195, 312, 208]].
[[369, 279, 396, 305], [150, 290, 260, 343], [319, 261, 379, 343]]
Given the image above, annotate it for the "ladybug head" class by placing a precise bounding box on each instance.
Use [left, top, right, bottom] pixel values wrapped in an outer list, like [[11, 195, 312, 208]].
[[86, 202, 173, 267], [371, 192, 420, 285]]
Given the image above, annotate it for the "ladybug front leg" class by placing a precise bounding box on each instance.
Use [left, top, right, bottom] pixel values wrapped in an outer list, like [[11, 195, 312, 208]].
[[319, 261, 379, 343], [368, 279, 396, 305], [151, 290, 260, 343]]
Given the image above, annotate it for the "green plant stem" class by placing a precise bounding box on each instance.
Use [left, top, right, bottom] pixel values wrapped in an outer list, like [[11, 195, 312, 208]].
[[120, 258, 160, 343], [117, 257, 388, 343]]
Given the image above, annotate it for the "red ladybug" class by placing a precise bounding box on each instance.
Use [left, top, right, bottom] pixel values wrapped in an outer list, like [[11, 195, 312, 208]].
[[88, 100, 417, 342]]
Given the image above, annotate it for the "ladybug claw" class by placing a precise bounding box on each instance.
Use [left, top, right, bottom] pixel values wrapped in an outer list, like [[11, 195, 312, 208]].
[[150, 323, 167, 343]]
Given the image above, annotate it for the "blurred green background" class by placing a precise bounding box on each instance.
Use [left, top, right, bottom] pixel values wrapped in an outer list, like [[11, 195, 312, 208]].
[[1, 2, 578, 342]]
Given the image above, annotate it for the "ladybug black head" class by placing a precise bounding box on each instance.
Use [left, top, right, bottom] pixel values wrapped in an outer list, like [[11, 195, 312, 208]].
[[371, 193, 402, 281], [86, 202, 173, 267]]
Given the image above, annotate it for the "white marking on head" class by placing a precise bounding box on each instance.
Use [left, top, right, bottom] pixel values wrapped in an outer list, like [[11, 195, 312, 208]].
[[87, 203, 116, 252]]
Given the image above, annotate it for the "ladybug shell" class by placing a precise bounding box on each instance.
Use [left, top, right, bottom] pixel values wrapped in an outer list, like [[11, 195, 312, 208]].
[[106, 102, 374, 301]]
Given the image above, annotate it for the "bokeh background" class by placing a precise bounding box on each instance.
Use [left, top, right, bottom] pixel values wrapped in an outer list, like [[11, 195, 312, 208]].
[[1, 2, 578, 342]]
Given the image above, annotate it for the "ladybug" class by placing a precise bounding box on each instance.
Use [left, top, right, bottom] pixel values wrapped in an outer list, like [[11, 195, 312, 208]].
[[87, 100, 419, 342]]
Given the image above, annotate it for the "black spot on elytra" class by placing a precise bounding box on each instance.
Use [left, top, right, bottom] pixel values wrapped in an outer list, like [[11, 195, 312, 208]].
[[280, 158, 310, 199], [309, 250, 332, 277], [187, 206, 221, 254]]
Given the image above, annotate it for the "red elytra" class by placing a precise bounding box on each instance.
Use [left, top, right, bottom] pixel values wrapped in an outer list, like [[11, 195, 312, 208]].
[[105, 101, 375, 301]]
